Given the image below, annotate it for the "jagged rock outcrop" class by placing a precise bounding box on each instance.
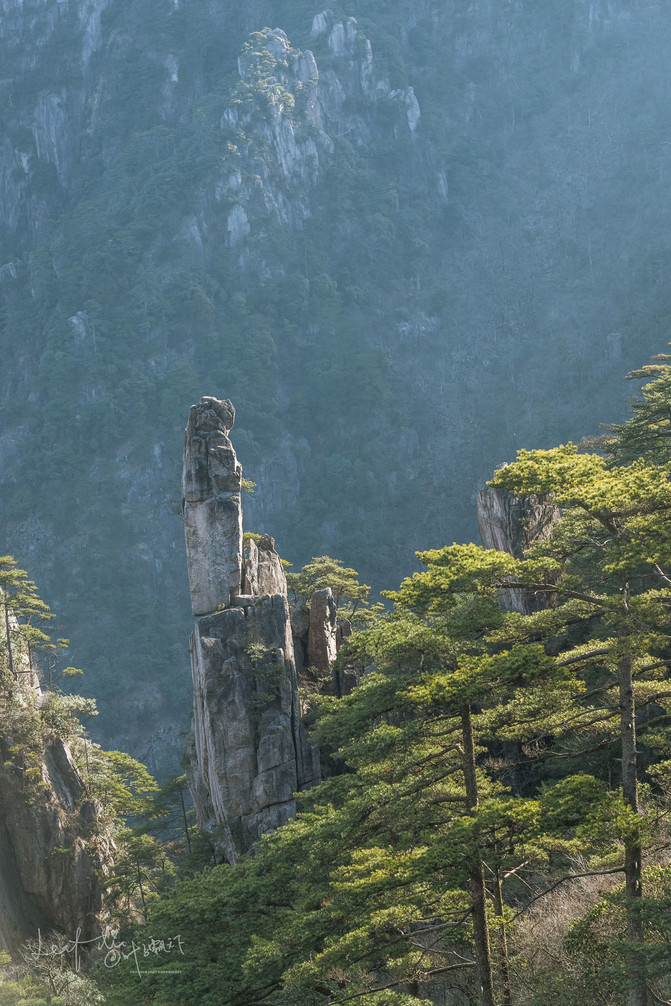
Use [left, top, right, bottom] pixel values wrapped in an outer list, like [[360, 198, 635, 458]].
[[182, 397, 243, 616], [0, 736, 110, 951], [290, 589, 359, 704], [219, 17, 420, 244], [477, 486, 560, 614], [243, 534, 287, 597], [311, 12, 420, 140], [0, 610, 111, 950], [183, 398, 319, 864], [307, 588, 338, 676], [221, 27, 332, 239]]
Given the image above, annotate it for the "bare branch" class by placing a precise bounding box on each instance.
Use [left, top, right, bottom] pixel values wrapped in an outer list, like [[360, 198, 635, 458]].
[[509, 866, 626, 924], [329, 962, 476, 1003], [636, 712, 671, 736], [653, 564, 671, 587], [523, 707, 618, 747], [557, 649, 612, 668], [502, 582, 616, 608], [636, 661, 671, 675], [647, 986, 671, 1006]]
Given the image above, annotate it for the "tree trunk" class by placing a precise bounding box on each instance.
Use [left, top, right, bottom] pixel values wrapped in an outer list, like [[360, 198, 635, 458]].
[[136, 859, 148, 922], [493, 866, 513, 1006], [3, 601, 16, 681], [461, 702, 496, 1006], [180, 787, 192, 854], [618, 654, 647, 1006]]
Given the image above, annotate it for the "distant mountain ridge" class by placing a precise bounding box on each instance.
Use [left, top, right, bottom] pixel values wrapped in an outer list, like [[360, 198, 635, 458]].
[[0, 0, 668, 760]]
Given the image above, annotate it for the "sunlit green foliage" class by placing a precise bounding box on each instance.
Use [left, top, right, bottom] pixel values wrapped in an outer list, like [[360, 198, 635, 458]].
[[100, 361, 671, 1004], [605, 351, 671, 465], [287, 554, 383, 627], [98, 572, 608, 1004], [0, 557, 60, 685], [86, 748, 159, 819]]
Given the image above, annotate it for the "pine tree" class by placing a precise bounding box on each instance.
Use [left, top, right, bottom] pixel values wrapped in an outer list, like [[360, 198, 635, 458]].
[[401, 436, 671, 1004], [0, 556, 57, 683]]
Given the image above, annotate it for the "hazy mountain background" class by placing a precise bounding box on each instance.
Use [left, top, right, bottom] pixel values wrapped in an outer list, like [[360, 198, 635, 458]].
[[1, 0, 669, 766]]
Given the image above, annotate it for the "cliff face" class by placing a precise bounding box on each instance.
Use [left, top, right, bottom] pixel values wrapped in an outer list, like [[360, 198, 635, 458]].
[[3, 0, 671, 762], [0, 614, 111, 950], [477, 486, 559, 613], [0, 735, 110, 950], [0, 0, 110, 238], [219, 16, 419, 244], [183, 398, 319, 864]]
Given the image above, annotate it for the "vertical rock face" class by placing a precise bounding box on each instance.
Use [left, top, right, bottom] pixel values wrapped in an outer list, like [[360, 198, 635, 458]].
[[477, 486, 560, 614], [182, 397, 243, 616], [0, 610, 111, 951], [243, 534, 287, 597], [290, 589, 359, 704], [183, 398, 319, 864], [0, 736, 111, 951], [307, 588, 338, 676]]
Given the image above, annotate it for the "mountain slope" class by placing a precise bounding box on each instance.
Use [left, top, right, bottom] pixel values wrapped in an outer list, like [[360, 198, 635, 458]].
[[1, 0, 669, 757]]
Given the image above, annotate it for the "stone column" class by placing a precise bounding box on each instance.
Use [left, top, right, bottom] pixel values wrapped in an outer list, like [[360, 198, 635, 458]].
[[182, 397, 243, 615], [182, 398, 320, 863]]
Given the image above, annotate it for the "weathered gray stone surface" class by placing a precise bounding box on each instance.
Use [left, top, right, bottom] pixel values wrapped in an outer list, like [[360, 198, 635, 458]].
[[243, 535, 287, 597], [336, 618, 352, 649], [182, 397, 243, 616], [0, 606, 111, 951], [183, 400, 319, 863], [307, 588, 338, 675], [291, 593, 360, 702], [477, 486, 560, 614], [290, 603, 311, 677], [188, 599, 320, 863], [0, 733, 111, 951]]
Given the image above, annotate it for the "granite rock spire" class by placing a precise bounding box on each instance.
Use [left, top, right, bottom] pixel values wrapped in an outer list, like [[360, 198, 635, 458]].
[[183, 398, 319, 864]]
